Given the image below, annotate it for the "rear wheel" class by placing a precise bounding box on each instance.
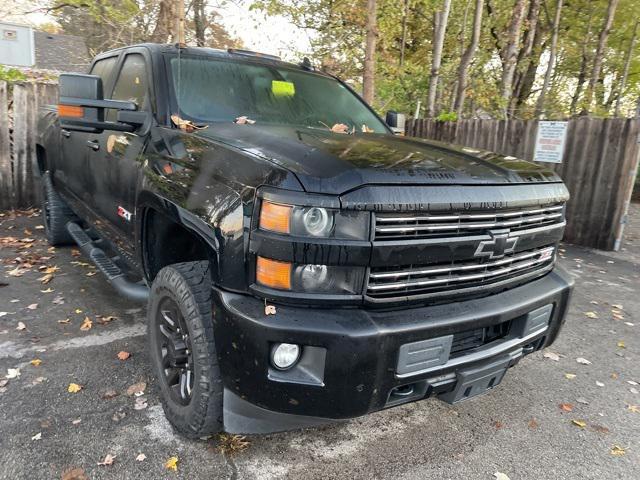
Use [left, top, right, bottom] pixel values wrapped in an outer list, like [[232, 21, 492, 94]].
[[41, 172, 76, 246], [147, 261, 224, 438]]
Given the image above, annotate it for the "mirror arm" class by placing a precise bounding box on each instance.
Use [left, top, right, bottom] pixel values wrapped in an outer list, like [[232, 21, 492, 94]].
[[59, 96, 137, 112]]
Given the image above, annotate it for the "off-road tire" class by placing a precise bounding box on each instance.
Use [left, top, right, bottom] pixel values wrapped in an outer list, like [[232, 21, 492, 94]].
[[41, 172, 76, 246], [148, 261, 224, 438]]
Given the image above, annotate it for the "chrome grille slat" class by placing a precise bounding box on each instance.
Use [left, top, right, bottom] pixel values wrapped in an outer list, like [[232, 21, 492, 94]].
[[369, 247, 550, 280], [374, 204, 565, 240], [367, 247, 554, 292]]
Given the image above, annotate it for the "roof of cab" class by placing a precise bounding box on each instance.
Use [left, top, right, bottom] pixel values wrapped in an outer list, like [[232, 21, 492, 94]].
[[93, 43, 314, 73]]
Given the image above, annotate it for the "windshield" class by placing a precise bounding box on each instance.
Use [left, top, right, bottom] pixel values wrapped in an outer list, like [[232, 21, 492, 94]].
[[167, 55, 388, 134]]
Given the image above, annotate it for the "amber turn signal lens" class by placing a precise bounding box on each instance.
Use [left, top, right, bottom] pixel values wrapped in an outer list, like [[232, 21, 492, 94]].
[[256, 256, 292, 290], [57, 104, 84, 118], [260, 201, 291, 234]]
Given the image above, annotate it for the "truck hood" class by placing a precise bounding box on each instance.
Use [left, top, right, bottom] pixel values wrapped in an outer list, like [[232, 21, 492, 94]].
[[195, 124, 562, 195]]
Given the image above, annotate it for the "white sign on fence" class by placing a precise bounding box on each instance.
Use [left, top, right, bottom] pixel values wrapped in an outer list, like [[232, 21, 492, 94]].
[[533, 121, 568, 163]]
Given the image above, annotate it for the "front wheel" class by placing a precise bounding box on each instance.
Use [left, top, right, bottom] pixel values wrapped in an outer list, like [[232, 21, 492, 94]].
[[147, 261, 224, 438]]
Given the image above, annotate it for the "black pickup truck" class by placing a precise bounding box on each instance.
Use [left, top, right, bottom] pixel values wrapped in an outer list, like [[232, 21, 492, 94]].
[[37, 43, 573, 436]]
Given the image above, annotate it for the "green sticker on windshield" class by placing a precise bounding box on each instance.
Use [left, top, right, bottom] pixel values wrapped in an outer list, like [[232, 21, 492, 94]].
[[272, 80, 295, 97]]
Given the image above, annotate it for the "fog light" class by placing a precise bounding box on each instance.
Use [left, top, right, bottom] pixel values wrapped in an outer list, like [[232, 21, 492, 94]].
[[271, 343, 301, 370]]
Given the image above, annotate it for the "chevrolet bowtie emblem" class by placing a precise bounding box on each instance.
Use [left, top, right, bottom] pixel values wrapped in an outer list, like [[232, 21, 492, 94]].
[[474, 232, 518, 259]]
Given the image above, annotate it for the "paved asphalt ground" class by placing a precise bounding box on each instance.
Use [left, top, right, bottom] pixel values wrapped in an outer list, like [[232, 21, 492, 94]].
[[1, 204, 639, 480]]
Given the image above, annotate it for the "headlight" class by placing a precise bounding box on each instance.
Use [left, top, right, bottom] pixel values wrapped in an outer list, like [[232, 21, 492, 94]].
[[256, 256, 364, 294], [259, 200, 369, 240], [301, 207, 333, 236]]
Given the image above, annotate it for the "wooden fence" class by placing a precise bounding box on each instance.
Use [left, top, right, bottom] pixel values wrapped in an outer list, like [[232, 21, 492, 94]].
[[407, 118, 640, 251], [0, 81, 58, 211]]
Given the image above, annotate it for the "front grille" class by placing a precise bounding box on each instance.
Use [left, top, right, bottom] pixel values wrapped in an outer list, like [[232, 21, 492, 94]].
[[366, 245, 555, 301], [374, 204, 564, 241]]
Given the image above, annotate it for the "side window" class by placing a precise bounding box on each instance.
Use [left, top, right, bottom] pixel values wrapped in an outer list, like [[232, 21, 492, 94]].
[[89, 56, 118, 92], [107, 54, 149, 121]]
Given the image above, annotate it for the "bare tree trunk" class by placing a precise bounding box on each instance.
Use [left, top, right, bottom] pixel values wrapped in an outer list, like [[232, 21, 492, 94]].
[[193, 0, 207, 47], [400, 0, 409, 67], [454, 0, 483, 118], [363, 0, 377, 104], [498, 0, 527, 119], [511, 0, 541, 113], [570, 3, 594, 115], [151, 0, 176, 43], [614, 21, 639, 117], [426, 0, 452, 118], [582, 0, 619, 114], [535, 0, 563, 118]]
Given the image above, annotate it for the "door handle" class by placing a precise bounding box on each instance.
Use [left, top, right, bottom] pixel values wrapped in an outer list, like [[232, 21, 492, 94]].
[[86, 140, 100, 151], [61, 129, 71, 138]]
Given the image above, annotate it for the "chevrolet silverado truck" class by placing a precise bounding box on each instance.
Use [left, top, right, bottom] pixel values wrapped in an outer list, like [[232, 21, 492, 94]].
[[37, 43, 573, 437]]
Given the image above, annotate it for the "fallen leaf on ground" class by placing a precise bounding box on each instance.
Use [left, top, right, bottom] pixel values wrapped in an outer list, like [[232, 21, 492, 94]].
[[98, 315, 118, 325], [165, 456, 178, 471], [493, 473, 510, 480], [27, 303, 38, 310], [30, 359, 42, 367], [7, 368, 20, 379], [16, 322, 26, 331], [0, 312, 10, 317], [0, 379, 8, 387], [617, 341, 625, 348], [215, 434, 251, 455], [31, 432, 41, 441], [136, 453, 146, 462], [565, 373, 576, 379], [612, 304, 623, 310], [527, 419, 538, 429], [628, 405, 640, 413], [80, 317, 92, 331], [38, 273, 53, 284], [74, 309, 82, 314], [571, 419, 587, 428], [72, 418, 81, 425], [40, 288, 54, 293], [97, 454, 115, 466], [559, 403, 574, 412], [126, 382, 146, 396], [576, 397, 589, 405], [591, 424, 610, 434], [61, 467, 87, 480], [610, 445, 626, 456], [67, 383, 82, 393], [117, 351, 131, 361], [576, 357, 592, 365], [57, 318, 71, 324], [628, 380, 639, 386], [543, 351, 560, 361], [52, 296, 65, 305], [584, 311, 598, 319], [596, 381, 605, 387], [102, 389, 119, 399], [134, 397, 148, 410]]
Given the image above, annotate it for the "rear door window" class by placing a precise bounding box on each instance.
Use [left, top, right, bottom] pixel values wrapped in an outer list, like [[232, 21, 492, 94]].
[[106, 53, 149, 122], [89, 56, 118, 93]]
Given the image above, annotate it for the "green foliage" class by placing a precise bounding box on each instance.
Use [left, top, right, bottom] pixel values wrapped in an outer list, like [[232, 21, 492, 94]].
[[435, 111, 457, 122], [252, 0, 640, 119], [0, 66, 27, 82]]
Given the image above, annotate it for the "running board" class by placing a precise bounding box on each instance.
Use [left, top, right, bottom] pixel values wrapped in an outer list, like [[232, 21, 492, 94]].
[[66, 222, 149, 303]]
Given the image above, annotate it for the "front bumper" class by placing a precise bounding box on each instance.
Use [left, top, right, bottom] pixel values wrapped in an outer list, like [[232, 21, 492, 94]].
[[212, 264, 573, 433]]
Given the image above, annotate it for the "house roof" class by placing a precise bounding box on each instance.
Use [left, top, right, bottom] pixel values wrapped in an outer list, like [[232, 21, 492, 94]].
[[34, 30, 90, 72]]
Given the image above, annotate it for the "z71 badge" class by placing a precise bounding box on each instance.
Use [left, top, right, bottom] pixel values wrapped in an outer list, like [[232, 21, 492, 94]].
[[117, 206, 133, 222]]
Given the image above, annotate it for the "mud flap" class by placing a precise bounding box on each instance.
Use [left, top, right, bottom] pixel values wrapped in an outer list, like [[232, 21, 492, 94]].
[[438, 354, 514, 404]]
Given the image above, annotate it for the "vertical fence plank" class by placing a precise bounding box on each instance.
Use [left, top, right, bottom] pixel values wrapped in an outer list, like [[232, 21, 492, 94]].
[[0, 81, 11, 210]]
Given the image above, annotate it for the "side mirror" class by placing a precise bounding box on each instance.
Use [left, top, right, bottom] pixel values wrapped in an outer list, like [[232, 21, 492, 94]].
[[385, 111, 406, 135], [58, 73, 145, 134]]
